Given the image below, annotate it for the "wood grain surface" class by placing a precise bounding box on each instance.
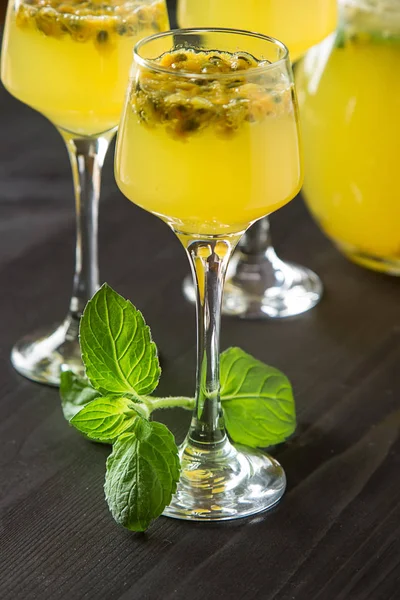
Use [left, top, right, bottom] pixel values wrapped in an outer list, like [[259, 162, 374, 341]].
[[1, 3, 400, 597]]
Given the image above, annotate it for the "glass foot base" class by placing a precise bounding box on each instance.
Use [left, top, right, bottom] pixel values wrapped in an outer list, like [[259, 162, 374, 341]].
[[11, 319, 85, 387], [183, 249, 323, 319], [338, 243, 400, 276], [163, 438, 286, 522]]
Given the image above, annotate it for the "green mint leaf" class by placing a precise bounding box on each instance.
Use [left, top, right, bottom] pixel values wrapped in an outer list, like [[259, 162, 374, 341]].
[[60, 371, 101, 421], [104, 420, 180, 532], [70, 397, 139, 444], [220, 347, 296, 448], [80, 284, 161, 397]]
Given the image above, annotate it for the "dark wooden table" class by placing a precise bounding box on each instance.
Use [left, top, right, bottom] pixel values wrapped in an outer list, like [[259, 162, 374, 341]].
[[1, 7, 400, 599]]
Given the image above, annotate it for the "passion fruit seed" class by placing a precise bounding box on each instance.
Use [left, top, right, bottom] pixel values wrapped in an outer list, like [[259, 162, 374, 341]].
[[132, 49, 292, 140], [15, 0, 167, 46], [96, 30, 108, 43]]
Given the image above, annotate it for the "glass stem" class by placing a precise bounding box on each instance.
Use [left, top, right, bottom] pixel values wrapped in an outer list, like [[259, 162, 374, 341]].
[[59, 130, 114, 331], [178, 233, 242, 448], [239, 216, 272, 256]]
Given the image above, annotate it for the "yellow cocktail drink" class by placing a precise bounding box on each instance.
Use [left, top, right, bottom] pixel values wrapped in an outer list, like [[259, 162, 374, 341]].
[[115, 30, 301, 521], [0, 0, 169, 384], [1, 0, 169, 136], [116, 49, 302, 235], [296, 8, 400, 271], [177, 0, 337, 62]]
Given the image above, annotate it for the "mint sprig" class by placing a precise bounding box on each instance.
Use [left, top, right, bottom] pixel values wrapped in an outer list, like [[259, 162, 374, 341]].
[[70, 397, 141, 444], [60, 284, 296, 532], [80, 283, 160, 396], [220, 347, 295, 448], [105, 421, 180, 532], [60, 370, 101, 421]]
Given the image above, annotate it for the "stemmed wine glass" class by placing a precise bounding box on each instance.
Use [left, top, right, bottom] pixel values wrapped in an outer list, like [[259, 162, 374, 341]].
[[1, 0, 169, 385], [177, 0, 338, 318], [115, 28, 302, 519]]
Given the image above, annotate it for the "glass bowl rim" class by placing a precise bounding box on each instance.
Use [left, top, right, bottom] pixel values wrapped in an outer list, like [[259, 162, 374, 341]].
[[133, 27, 290, 80]]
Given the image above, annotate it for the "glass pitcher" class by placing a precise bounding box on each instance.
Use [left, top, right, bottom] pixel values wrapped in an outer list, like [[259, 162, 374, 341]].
[[296, 0, 400, 274]]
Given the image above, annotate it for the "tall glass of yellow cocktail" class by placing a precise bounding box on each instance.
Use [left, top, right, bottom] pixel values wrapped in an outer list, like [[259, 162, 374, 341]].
[[1, 0, 169, 385], [177, 0, 337, 319], [115, 29, 302, 519]]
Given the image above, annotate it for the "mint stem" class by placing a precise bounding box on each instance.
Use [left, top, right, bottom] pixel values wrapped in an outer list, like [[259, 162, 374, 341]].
[[146, 396, 195, 412]]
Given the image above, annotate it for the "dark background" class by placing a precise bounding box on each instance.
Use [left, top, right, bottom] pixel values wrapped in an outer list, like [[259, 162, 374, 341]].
[[1, 1, 400, 599]]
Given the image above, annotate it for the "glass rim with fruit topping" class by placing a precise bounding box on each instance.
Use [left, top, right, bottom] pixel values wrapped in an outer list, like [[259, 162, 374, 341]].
[[133, 27, 290, 79]]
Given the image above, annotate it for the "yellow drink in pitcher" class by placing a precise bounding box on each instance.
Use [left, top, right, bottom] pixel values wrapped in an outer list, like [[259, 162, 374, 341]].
[[1, 0, 169, 136], [297, 28, 400, 271], [177, 0, 337, 62], [116, 49, 302, 235]]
